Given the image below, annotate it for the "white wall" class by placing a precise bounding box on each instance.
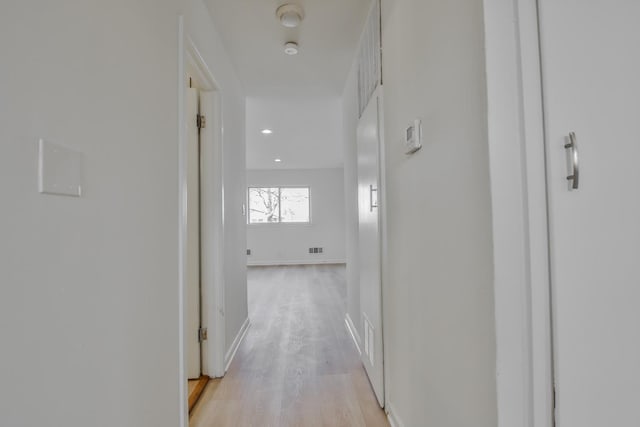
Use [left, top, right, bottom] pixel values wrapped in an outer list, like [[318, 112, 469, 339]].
[[341, 59, 363, 346], [187, 0, 248, 359], [0, 1, 183, 426], [0, 1, 247, 426], [246, 168, 346, 265], [380, 0, 497, 426]]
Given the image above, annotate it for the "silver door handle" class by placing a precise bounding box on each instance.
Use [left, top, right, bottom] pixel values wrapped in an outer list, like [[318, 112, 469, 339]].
[[565, 132, 579, 190], [370, 185, 378, 211]]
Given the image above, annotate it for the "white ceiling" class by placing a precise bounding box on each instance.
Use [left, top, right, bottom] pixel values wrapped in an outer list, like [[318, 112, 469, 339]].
[[246, 96, 343, 170], [205, 0, 372, 97], [204, 0, 372, 169]]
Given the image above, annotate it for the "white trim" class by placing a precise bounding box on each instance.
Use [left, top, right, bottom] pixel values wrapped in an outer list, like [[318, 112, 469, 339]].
[[377, 85, 390, 410], [386, 403, 406, 427], [184, 37, 227, 380], [184, 37, 217, 90], [484, 0, 553, 426], [516, 2, 554, 424], [345, 313, 362, 355], [224, 317, 251, 372], [247, 260, 346, 267], [178, 22, 228, 426], [176, 15, 188, 427]]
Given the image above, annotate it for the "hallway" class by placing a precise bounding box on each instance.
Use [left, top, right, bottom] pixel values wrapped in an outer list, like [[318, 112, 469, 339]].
[[190, 265, 389, 427]]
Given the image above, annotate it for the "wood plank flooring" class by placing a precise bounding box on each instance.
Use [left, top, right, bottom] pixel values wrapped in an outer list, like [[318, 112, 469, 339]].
[[188, 376, 210, 413], [190, 265, 389, 427]]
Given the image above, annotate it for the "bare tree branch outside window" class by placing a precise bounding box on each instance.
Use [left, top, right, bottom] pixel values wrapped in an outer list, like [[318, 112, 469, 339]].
[[248, 188, 280, 223], [248, 187, 310, 224]]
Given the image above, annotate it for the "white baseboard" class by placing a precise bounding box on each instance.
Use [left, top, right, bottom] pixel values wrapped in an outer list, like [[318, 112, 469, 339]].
[[386, 403, 406, 427], [247, 259, 346, 267], [224, 317, 250, 373], [345, 313, 362, 355]]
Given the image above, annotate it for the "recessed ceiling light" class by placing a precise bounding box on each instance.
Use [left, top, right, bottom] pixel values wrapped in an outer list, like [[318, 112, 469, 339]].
[[284, 42, 299, 56], [261, 129, 273, 135], [274, 158, 282, 163]]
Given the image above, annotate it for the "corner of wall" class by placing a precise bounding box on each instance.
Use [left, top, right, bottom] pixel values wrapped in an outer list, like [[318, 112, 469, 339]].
[[386, 403, 407, 427]]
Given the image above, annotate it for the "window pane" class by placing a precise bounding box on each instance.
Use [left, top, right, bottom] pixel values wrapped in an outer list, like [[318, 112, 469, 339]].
[[248, 188, 280, 223], [280, 188, 310, 223]]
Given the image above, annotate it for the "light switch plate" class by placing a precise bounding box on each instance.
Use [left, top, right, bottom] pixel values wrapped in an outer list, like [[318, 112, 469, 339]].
[[404, 119, 423, 154], [38, 139, 83, 197]]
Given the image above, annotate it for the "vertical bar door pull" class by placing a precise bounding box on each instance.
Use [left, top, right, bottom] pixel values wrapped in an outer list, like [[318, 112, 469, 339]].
[[565, 132, 580, 190]]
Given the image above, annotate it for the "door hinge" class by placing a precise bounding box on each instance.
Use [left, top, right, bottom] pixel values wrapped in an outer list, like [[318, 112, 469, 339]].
[[197, 114, 206, 130], [198, 327, 208, 343]]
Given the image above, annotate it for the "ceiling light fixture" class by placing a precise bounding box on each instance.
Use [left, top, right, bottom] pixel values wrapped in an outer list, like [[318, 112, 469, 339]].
[[274, 158, 282, 163], [276, 4, 304, 28], [284, 42, 299, 55], [261, 129, 273, 134]]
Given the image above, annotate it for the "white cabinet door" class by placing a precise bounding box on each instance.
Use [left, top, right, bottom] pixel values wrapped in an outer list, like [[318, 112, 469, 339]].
[[357, 90, 384, 407], [539, 2, 640, 425], [186, 87, 201, 380]]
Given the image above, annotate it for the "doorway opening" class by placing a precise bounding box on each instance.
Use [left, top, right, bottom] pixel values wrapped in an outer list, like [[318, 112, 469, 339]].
[[184, 0, 390, 424], [178, 29, 227, 424]]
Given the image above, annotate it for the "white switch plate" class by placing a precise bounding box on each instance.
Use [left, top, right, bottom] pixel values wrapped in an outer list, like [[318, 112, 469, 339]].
[[38, 139, 83, 197], [404, 119, 423, 154]]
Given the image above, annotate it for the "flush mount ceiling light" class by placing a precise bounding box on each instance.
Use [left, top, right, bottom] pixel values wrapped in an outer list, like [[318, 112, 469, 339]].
[[276, 4, 304, 28], [284, 42, 299, 55], [261, 129, 273, 134], [274, 158, 282, 163]]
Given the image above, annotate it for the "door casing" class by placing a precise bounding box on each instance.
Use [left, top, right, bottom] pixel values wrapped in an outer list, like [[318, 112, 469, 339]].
[[483, 1, 555, 426], [178, 17, 227, 427], [185, 85, 201, 380], [185, 42, 226, 381]]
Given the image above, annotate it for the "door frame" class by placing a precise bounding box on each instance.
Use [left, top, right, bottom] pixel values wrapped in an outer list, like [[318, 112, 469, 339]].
[[185, 35, 226, 381], [483, 1, 554, 426], [376, 88, 391, 411], [178, 16, 226, 427]]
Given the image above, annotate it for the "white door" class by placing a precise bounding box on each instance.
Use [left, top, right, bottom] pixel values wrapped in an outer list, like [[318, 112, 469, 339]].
[[357, 89, 384, 407], [539, 2, 640, 425], [186, 87, 201, 380], [198, 90, 225, 378]]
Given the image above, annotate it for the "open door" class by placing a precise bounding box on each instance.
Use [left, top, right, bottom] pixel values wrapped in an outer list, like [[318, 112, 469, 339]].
[[186, 86, 201, 380], [538, 1, 640, 425], [357, 88, 384, 407], [198, 89, 225, 379]]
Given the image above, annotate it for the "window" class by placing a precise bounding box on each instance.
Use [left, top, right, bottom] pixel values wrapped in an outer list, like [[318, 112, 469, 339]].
[[280, 188, 310, 223], [248, 187, 310, 224]]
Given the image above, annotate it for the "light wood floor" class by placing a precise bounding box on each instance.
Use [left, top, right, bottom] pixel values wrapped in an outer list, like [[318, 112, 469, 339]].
[[188, 376, 210, 413], [188, 379, 198, 396], [190, 265, 389, 427]]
